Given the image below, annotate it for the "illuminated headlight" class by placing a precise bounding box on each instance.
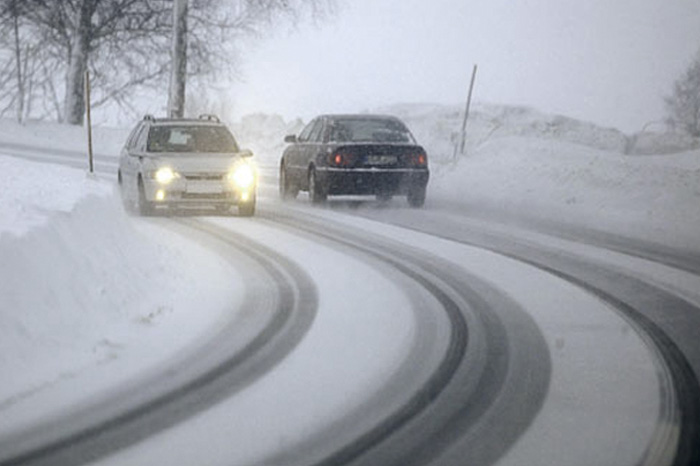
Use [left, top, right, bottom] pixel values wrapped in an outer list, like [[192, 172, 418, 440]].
[[229, 164, 255, 189], [154, 167, 178, 184]]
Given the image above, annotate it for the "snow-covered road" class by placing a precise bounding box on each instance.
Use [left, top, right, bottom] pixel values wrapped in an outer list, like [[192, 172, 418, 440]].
[[1, 113, 699, 466]]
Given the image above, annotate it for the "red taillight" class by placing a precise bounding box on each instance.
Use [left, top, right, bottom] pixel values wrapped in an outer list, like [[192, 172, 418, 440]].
[[330, 151, 353, 167], [408, 152, 427, 166]]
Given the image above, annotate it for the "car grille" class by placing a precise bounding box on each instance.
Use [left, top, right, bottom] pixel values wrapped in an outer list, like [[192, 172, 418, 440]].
[[182, 192, 232, 200], [184, 173, 224, 181]]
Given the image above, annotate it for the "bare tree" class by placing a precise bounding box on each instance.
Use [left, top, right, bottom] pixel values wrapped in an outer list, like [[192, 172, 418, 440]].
[[21, 0, 174, 125], [170, 0, 337, 119], [665, 48, 700, 138], [1, 0, 35, 121], [168, 0, 187, 118], [0, 0, 335, 125]]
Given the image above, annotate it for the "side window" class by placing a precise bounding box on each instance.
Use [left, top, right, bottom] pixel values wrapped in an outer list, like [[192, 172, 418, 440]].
[[125, 124, 143, 150], [297, 119, 316, 142], [308, 119, 324, 143], [133, 125, 149, 152]]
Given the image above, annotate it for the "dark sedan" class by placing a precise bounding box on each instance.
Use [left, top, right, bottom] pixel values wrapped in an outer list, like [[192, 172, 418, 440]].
[[279, 114, 429, 207]]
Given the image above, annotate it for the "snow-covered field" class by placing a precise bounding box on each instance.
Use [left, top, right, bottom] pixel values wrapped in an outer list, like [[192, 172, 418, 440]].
[[390, 103, 700, 252], [1, 104, 699, 461]]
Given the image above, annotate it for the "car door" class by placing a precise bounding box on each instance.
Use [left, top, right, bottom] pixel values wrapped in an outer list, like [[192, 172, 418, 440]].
[[304, 117, 327, 170], [124, 124, 149, 195], [286, 118, 317, 186], [119, 123, 142, 182]]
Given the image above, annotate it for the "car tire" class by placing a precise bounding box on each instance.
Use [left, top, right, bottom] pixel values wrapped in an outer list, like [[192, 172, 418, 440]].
[[216, 204, 235, 216], [118, 170, 132, 213], [407, 185, 426, 208], [238, 199, 256, 217], [137, 177, 154, 216], [279, 165, 299, 200], [308, 169, 327, 204]]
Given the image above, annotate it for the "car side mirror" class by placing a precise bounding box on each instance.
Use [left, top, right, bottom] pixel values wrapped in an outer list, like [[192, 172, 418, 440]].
[[238, 148, 254, 158], [284, 134, 298, 144]]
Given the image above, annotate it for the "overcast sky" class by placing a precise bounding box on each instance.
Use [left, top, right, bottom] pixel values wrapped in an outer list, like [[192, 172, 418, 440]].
[[227, 0, 700, 132]]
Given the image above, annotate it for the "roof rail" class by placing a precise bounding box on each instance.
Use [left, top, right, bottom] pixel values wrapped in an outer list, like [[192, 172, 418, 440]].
[[198, 114, 220, 123], [143, 114, 156, 122]]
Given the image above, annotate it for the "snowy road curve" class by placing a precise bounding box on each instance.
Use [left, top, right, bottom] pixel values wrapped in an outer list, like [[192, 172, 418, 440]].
[[2, 151, 699, 466], [254, 199, 700, 466]]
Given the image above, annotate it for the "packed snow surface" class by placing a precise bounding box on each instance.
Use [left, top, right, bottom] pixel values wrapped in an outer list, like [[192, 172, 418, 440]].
[[0, 102, 699, 462]]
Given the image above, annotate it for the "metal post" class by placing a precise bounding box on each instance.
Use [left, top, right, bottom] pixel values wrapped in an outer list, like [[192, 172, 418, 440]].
[[85, 70, 94, 174], [459, 64, 478, 155]]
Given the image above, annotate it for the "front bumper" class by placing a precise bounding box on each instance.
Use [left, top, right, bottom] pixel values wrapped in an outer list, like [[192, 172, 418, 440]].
[[143, 177, 255, 207], [316, 167, 429, 195]]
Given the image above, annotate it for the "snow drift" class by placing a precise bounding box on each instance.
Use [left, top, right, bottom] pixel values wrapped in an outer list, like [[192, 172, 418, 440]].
[[0, 155, 240, 428]]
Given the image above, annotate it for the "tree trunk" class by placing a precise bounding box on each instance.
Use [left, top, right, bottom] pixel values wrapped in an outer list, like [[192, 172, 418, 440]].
[[168, 0, 188, 118], [12, 12, 24, 123], [63, 0, 95, 125]]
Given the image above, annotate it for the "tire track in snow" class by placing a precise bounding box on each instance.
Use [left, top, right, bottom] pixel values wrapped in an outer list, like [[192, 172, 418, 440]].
[[0, 219, 317, 466], [259, 207, 552, 466], [347, 205, 700, 466]]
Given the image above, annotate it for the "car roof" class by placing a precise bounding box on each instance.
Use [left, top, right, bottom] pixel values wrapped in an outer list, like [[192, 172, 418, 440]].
[[320, 114, 404, 122], [150, 119, 225, 127], [139, 114, 226, 127]]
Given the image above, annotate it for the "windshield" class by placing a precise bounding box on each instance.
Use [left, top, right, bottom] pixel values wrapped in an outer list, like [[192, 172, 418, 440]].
[[329, 118, 414, 143], [147, 126, 239, 153]]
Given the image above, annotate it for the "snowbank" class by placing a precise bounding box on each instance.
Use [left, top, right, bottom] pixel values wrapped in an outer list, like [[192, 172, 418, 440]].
[[367, 103, 700, 252], [433, 136, 700, 250], [0, 155, 240, 423], [0, 119, 128, 158]]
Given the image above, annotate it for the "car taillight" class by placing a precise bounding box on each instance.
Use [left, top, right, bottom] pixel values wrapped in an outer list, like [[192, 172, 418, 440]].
[[408, 152, 427, 167], [330, 151, 354, 167]]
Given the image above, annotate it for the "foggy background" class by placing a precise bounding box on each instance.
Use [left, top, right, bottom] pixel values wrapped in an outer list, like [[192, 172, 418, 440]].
[[228, 0, 700, 133]]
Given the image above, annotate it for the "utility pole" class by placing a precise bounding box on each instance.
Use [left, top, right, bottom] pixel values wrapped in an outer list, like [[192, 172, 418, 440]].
[[458, 64, 478, 156], [85, 70, 94, 174], [168, 0, 188, 118]]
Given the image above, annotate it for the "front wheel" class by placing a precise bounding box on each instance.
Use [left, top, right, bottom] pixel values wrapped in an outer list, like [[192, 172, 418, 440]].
[[118, 171, 132, 213], [407, 186, 426, 208], [238, 196, 256, 217], [137, 178, 154, 216], [279, 165, 299, 200]]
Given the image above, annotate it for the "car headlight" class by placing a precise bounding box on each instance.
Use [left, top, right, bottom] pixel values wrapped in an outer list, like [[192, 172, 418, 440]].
[[154, 167, 178, 184], [229, 164, 255, 189]]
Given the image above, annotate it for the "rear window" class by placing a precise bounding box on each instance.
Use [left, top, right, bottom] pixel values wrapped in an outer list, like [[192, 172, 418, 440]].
[[147, 125, 239, 153], [328, 118, 413, 143]]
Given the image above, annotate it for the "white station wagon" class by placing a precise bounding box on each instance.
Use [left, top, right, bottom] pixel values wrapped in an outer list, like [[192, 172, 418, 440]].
[[118, 115, 257, 216]]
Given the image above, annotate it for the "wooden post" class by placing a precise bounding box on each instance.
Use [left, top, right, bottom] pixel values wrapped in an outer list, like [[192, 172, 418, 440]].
[[85, 70, 94, 174], [459, 64, 478, 156]]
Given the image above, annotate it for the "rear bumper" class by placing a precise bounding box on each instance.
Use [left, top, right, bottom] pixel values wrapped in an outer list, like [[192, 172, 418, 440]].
[[316, 167, 429, 195]]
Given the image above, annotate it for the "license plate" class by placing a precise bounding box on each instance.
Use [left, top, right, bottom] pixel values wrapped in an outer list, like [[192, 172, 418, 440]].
[[187, 181, 222, 194], [366, 155, 397, 165]]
